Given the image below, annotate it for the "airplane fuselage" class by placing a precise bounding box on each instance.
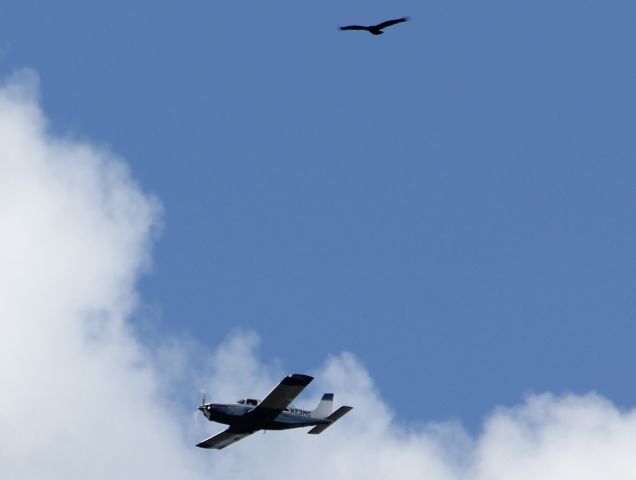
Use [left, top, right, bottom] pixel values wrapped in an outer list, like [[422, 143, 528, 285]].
[[201, 403, 330, 431]]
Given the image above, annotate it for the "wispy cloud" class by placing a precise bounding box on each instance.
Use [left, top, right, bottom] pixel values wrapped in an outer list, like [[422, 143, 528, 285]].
[[2, 71, 636, 479]]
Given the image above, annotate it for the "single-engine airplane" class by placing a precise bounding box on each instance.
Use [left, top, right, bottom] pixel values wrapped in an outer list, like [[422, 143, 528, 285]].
[[196, 373, 353, 450]]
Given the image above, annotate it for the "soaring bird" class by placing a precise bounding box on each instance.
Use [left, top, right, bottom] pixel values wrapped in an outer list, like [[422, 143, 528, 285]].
[[339, 17, 409, 35]]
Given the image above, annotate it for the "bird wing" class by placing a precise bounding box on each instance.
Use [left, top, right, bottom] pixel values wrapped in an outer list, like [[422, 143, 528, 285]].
[[339, 25, 370, 31], [375, 17, 409, 30]]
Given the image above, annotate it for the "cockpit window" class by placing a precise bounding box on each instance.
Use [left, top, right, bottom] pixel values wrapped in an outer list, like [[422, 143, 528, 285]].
[[246, 399, 258, 406], [237, 399, 245, 405]]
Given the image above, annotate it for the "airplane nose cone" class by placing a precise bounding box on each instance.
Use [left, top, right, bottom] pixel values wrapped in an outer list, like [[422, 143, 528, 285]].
[[199, 404, 214, 419]]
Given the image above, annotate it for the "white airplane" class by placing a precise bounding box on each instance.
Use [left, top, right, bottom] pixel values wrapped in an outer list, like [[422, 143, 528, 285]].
[[197, 373, 353, 450]]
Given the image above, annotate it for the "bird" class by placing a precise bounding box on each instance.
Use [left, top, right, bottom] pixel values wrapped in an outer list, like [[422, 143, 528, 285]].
[[339, 17, 409, 35]]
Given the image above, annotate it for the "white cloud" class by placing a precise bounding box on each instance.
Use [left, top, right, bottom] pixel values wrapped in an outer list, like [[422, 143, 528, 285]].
[[2, 70, 636, 479], [0, 70, 206, 479]]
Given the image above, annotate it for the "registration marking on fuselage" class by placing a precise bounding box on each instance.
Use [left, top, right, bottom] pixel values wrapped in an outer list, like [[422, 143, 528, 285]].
[[287, 407, 311, 417]]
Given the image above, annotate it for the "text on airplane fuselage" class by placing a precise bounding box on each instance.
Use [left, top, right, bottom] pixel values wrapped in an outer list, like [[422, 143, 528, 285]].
[[287, 407, 311, 417]]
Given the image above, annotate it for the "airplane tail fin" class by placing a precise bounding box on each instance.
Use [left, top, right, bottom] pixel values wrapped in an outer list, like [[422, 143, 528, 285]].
[[307, 406, 353, 434], [312, 393, 334, 418]]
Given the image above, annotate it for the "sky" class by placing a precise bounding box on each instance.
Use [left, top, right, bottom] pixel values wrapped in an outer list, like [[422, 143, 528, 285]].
[[2, 1, 636, 478]]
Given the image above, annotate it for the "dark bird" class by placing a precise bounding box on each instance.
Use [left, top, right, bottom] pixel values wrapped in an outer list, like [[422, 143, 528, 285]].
[[339, 17, 409, 35]]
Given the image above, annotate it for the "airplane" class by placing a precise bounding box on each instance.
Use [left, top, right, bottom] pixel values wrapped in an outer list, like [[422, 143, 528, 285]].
[[196, 373, 353, 450]]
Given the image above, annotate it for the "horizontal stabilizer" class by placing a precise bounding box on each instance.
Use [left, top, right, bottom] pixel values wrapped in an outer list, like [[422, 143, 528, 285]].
[[196, 429, 254, 450], [307, 406, 353, 434]]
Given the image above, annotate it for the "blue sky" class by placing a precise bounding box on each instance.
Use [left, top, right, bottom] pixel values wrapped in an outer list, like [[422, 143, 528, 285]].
[[2, 0, 636, 430]]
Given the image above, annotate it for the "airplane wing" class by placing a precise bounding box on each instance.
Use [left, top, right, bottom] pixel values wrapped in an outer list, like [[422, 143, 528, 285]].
[[246, 373, 313, 420], [196, 428, 255, 450]]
